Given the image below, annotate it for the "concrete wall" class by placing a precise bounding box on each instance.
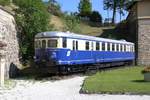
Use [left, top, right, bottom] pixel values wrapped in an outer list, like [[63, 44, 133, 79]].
[[0, 8, 20, 78]]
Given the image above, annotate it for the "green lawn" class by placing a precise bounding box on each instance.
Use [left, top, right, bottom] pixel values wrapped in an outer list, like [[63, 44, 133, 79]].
[[82, 67, 150, 94]]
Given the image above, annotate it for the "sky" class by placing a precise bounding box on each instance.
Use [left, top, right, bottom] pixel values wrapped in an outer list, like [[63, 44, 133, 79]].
[[45, 0, 128, 23]]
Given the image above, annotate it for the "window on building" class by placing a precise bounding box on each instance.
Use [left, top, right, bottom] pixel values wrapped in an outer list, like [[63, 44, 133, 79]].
[[63, 38, 67, 48], [48, 39, 57, 48], [96, 42, 100, 50], [86, 41, 89, 50]]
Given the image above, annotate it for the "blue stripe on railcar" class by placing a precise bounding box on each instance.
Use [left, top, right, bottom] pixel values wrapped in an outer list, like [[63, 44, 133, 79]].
[[35, 48, 135, 65]]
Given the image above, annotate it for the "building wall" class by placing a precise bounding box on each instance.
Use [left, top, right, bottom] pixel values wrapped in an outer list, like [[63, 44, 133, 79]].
[[127, 0, 150, 65], [138, 18, 150, 65], [137, 0, 150, 18], [0, 8, 20, 78]]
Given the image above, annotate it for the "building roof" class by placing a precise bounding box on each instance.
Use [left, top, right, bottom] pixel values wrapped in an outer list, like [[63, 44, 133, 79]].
[[35, 31, 134, 45]]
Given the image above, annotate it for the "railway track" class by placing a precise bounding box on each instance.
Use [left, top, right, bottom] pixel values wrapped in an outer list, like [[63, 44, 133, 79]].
[[18, 63, 133, 81]]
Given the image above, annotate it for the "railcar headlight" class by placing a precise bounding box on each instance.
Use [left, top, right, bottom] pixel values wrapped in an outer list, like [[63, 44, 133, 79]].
[[33, 56, 36, 59], [50, 52, 57, 59]]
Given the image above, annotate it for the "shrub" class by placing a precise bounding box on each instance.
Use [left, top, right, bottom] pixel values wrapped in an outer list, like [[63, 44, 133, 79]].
[[47, 1, 62, 16], [63, 13, 81, 33], [0, 0, 10, 6], [142, 67, 150, 74], [13, 0, 51, 62]]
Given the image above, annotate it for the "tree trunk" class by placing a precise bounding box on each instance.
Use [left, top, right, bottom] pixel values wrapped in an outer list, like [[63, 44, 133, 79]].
[[112, 0, 117, 24]]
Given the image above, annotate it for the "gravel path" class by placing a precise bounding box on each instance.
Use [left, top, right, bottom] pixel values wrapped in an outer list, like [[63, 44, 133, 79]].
[[0, 76, 150, 100]]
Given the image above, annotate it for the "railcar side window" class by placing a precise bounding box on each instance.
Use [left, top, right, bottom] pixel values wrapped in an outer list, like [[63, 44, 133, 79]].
[[96, 42, 100, 50], [42, 40, 46, 48], [102, 42, 105, 51], [112, 44, 115, 51], [76, 41, 78, 50], [122, 45, 124, 52], [124, 45, 127, 52], [116, 44, 119, 51], [107, 43, 110, 51], [120, 44, 122, 52], [86, 41, 89, 50], [129, 45, 131, 52], [73, 40, 76, 50], [48, 39, 57, 48], [63, 38, 67, 48]]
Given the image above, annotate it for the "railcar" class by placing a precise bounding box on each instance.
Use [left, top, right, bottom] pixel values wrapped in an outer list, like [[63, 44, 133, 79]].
[[34, 31, 135, 73]]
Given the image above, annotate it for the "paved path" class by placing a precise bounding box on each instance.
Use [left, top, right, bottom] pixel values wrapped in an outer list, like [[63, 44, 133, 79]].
[[0, 76, 150, 100]]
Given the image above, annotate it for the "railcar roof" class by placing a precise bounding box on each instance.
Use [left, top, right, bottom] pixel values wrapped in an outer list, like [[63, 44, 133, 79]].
[[35, 31, 134, 45]]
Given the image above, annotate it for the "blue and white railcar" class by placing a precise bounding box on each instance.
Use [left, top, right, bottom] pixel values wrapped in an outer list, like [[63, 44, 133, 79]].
[[34, 31, 135, 73]]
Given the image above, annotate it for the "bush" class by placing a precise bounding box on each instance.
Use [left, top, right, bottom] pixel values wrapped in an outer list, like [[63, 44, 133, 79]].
[[0, 0, 10, 6]]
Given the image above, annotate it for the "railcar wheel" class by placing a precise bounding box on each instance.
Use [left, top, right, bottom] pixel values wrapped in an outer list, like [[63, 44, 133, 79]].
[[58, 66, 70, 75]]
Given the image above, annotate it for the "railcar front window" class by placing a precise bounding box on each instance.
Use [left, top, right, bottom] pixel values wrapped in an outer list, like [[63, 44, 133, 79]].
[[35, 40, 41, 48], [42, 40, 46, 48], [48, 40, 57, 48]]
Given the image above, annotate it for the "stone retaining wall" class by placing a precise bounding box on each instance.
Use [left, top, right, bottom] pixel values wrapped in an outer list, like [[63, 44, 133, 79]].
[[0, 8, 20, 78], [138, 18, 150, 65]]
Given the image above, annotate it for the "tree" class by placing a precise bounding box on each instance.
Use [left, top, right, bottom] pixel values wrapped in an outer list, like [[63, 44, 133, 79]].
[[117, 0, 132, 21], [13, 0, 51, 61], [47, 0, 62, 16], [103, 0, 132, 23], [104, 0, 117, 24], [64, 13, 81, 33], [90, 11, 102, 24], [78, 0, 92, 17]]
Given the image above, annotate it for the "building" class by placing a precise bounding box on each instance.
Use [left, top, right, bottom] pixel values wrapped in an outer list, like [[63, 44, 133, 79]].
[[127, 0, 150, 65]]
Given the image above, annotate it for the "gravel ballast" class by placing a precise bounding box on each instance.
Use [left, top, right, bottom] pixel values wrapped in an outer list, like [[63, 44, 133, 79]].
[[0, 76, 150, 100]]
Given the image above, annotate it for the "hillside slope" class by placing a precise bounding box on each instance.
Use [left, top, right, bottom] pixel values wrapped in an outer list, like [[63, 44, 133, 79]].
[[50, 15, 109, 36]]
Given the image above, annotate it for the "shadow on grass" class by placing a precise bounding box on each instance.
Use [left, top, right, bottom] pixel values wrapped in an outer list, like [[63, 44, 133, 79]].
[[132, 80, 150, 83]]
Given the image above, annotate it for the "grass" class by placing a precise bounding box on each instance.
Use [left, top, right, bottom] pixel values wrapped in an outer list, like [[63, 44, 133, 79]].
[[81, 66, 150, 95]]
